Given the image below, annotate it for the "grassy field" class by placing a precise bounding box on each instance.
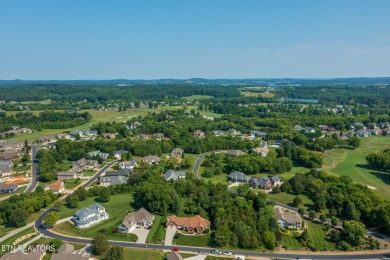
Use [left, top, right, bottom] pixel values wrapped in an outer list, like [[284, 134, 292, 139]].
[[199, 110, 223, 119], [267, 192, 313, 209], [173, 233, 211, 247], [146, 215, 166, 244], [182, 95, 213, 101], [241, 92, 276, 98], [8, 106, 198, 142], [324, 136, 390, 200], [53, 194, 137, 242], [122, 248, 164, 260], [82, 170, 97, 177], [0, 227, 35, 256], [63, 179, 82, 189]]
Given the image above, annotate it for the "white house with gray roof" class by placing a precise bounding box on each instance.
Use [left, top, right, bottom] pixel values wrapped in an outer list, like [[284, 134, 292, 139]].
[[164, 169, 186, 181], [118, 207, 154, 233], [72, 204, 109, 229]]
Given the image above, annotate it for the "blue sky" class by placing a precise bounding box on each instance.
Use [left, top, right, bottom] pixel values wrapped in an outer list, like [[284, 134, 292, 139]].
[[0, 0, 389, 79]]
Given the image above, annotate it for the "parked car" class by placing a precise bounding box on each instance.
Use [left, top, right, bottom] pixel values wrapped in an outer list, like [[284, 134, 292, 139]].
[[171, 248, 180, 252], [222, 251, 232, 256], [211, 250, 222, 255]]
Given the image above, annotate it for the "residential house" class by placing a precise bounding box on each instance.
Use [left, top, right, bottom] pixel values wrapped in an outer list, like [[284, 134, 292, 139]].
[[103, 133, 116, 139], [274, 138, 290, 146], [57, 171, 77, 180], [171, 148, 184, 158], [37, 136, 56, 143], [105, 168, 131, 177], [166, 215, 210, 234], [87, 151, 109, 160], [226, 150, 245, 157], [356, 129, 371, 138], [72, 204, 109, 229], [274, 207, 303, 230], [118, 207, 154, 233], [69, 130, 84, 137], [260, 140, 268, 147], [228, 171, 249, 183], [252, 147, 269, 157], [118, 160, 137, 170], [0, 160, 13, 168], [99, 176, 128, 187], [0, 151, 20, 161], [44, 180, 65, 194], [270, 175, 282, 186], [193, 130, 205, 139], [293, 125, 303, 131], [249, 176, 272, 189], [212, 130, 223, 136], [250, 130, 267, 138], [228, 128, 238, 135], [346, 131, 355, 138], [0, 166, 12, 177], [51, 243, 94, 260], [83, 130, 98, 136], [164, 169, 186, 181], [153, 133, 165, 140], [0, 245, 46, 260], [113, 150, 127, 160], [142, 155, 161, 165], [72, 158, 98, 170], [303, 127, 315, 134], [0, 183, 18, 193], [55, 133, 72, 139], [127, 122, 141, 130]]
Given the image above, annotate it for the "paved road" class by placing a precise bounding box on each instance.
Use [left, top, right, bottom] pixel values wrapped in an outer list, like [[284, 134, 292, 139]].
[[193, 151, 226, 179], [25, 144, 38, 193]]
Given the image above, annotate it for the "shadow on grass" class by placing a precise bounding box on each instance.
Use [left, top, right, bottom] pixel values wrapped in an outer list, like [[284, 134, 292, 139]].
[[369, 171, 390, 185]]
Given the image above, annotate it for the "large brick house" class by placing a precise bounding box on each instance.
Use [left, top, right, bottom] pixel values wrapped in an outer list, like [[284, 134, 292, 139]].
[[166, 215, 210, 234]]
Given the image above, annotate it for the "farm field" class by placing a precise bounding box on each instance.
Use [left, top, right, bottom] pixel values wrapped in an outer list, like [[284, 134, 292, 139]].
[[7, 105, 197, 141], [182, 95, 213, 101], [242, 91, 276, 98], [323, 136, 390, 200]]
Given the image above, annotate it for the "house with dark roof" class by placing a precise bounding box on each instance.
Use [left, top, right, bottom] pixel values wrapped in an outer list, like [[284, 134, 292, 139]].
[[226, 150, 245, 157], [87, 151, 109, 160], [274, 138, 290, 146], [228, 171, 249, 182], [51, 243, 93, 260], [270, 175, 282, 186], [72, 204, 109, 228], [164, 169, 186, 181], [0, 183, 18, 193], [118, 160, 137, 170], [57, 171, 77, 180], [72, 158, 98, 170], [249, 176, 272, 189], [105, 168, 131, 177], [118, 207, 154, 233], [212, 130, 223, 136], [250, 130, 267, 138], [99, 176, 128, 187], [274, 206, 303, 230], [0, 166, 12, 177]]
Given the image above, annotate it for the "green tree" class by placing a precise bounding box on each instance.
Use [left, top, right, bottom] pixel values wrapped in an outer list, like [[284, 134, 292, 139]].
[[262, 231, 276, 250], [347, 136, 361, 149], [319, 214, 327, 223], [343, 220, 367, 246], [105, 246, 124, 260], [50, 238, 63, 249], [74, 187, 87, 201], [66, 195, 79, 208], [300, 229, 310, 242], [53, 200, 63, 212], [92, 234, 109, 255], [43, 211, 60, 228], [99, 188, 111, 202], [298, 207, 305, 216], [331, 217, 338, 227], [309, 210, 316, 220], [8, 208, 28, 227], [293, 196, 302, 207]]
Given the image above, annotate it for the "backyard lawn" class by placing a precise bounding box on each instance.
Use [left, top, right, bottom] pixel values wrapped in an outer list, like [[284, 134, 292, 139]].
[[122, 248, 163, 260], [63, 179, 81, 189], [53, 193, 137, 242], [82, 170, 97, 177], [267, 192, 313, 209], [324, 136, 390, 200], [146, 215, 166, 244]]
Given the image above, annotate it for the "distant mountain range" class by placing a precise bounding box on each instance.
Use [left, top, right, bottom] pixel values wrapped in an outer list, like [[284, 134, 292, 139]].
[[0, 77, 390, 86]]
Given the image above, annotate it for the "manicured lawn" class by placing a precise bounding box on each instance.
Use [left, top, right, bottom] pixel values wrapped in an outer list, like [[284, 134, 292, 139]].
[[325, 136, 390, 200], [58, 161, 73, 171], [63, 179, 81, 189], [307, 222, 336, 251], [267, 192, 313, 209], [122, 248, 163, 260], [0, 226, 16, 237], [53, 193, 137, 242], [182, 95, 213, 101], [199, 110, 223, 119], [280, 231, 302, 250], [0, 227, 35, 256], [146, 215, 166, 244], [13, 164, 31, 172], [173, 233, 211, 247], [82, 170, 97, 177]]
